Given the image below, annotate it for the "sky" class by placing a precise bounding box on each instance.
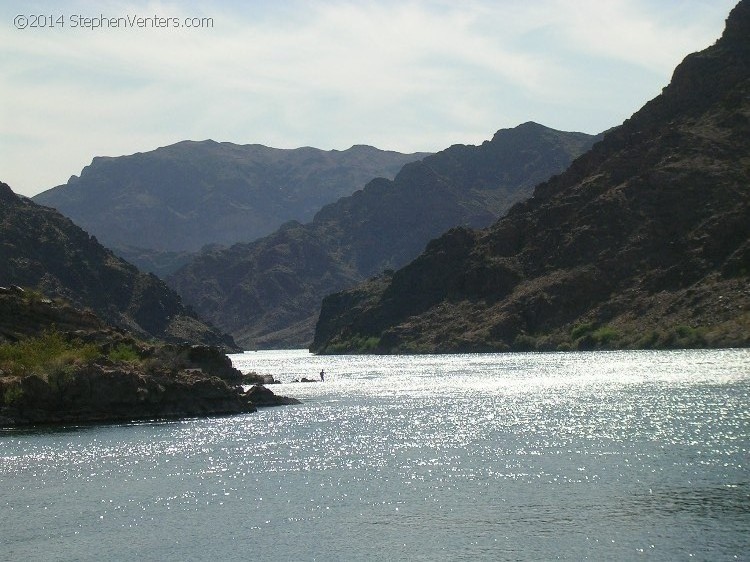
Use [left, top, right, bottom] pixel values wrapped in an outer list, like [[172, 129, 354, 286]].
[[0, 0, 739, 197]]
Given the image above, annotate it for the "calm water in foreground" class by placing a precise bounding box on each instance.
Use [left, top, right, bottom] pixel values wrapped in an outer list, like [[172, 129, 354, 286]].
[[1, 349, 749, 561]]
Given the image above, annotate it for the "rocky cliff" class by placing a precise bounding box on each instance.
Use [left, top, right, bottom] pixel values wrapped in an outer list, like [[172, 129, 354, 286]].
[[169, 123, 599, 348], [312, 0, 750, 354], [1, 182, 235, 349], [33, 141, 428, 274]]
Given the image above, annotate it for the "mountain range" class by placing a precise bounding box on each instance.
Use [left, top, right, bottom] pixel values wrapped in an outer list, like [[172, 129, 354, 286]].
[[312, 0, 750, 354], [33, 141, 428, 276], [0, 182, 235, 349], [167, 123, 600, 348]]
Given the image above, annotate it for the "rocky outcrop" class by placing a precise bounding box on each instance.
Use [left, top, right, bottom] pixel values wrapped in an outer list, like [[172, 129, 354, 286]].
[[0, 347, 304, 426], [243, 384, 301, 407], [312, 0, 750, 354], [0, 365, 256, 426], [0, 291, 299, 427], [169, 123, 600, 348], [241, 372, 279, 385], [0, 285, 113, 344]]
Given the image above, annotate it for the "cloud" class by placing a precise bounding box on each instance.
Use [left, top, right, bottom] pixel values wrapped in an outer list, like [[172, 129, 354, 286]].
[[0, 0, 737, 196]]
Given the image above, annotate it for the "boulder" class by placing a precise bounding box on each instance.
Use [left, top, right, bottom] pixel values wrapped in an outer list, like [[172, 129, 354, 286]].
[[242, 371, 279, 384], [244, 384, 301, 407]]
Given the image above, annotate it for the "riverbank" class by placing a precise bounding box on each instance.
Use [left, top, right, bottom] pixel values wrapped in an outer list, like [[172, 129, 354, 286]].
[[0, 342, 300, 427], [0, 290, 299, 428]]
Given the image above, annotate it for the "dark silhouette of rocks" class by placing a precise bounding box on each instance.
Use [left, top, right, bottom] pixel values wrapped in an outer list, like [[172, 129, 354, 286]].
[[0, 363, 255, 427], [0, 181, 235, 349], [243, 384, 301, 407]]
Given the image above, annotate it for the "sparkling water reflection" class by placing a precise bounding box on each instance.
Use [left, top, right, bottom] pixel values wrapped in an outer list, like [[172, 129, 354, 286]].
[[1, 349, 748, 560]]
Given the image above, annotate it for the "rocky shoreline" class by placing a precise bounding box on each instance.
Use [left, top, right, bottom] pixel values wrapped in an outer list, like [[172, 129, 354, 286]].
[[0, 289, 300, 428], [0, 348, 301, 428]]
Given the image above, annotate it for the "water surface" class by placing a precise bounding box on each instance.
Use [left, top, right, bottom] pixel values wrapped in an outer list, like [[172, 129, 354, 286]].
[[2, 349, 748, 560]]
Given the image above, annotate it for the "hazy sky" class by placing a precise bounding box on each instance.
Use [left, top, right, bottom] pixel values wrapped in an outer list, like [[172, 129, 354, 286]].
[[0, 0, 738, 197]]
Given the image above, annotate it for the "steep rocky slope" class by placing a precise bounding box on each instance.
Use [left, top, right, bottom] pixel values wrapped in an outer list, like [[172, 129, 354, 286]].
[[312, 1, 750, 353], [170, 123, 599, 348], [1, 182, 235, 349], [33, 141, 428, 274]]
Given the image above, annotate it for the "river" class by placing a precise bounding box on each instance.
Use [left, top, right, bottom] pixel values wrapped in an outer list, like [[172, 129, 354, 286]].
[[2, 349, 748, 560]]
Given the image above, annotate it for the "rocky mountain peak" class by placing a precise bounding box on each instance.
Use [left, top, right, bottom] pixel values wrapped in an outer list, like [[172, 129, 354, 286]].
[[0, 181, 17, 202], [723, 0, 750, 44]]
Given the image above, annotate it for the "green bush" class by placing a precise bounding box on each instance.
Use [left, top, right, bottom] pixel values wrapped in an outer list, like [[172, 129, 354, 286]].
[[108, 343, 141, 363], [636, 330, 662, 348], [571, 322, 595, 340], [671, 325, 707, 347], [361, 336, 381, 351], [591, 326, 619, 345], [573, 324, 621, 350], [0, 330, 100, 377], [323, 334, 381, 354]]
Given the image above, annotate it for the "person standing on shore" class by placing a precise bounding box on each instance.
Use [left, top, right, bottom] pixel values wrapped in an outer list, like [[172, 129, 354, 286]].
[[320, 369, 325, 382]]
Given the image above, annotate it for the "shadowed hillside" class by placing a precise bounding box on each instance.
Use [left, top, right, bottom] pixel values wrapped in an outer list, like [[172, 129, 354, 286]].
[[312, 1, 750, 354], [0, 182, 235, 349], [169, 123, 599, 348]]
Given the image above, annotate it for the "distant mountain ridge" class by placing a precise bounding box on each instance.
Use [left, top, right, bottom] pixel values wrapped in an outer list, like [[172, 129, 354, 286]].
[[0, 182, 235, 349], [33, 141, 429, 273], [168, 123, 600, 348], [312, 0, 750, 354]]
